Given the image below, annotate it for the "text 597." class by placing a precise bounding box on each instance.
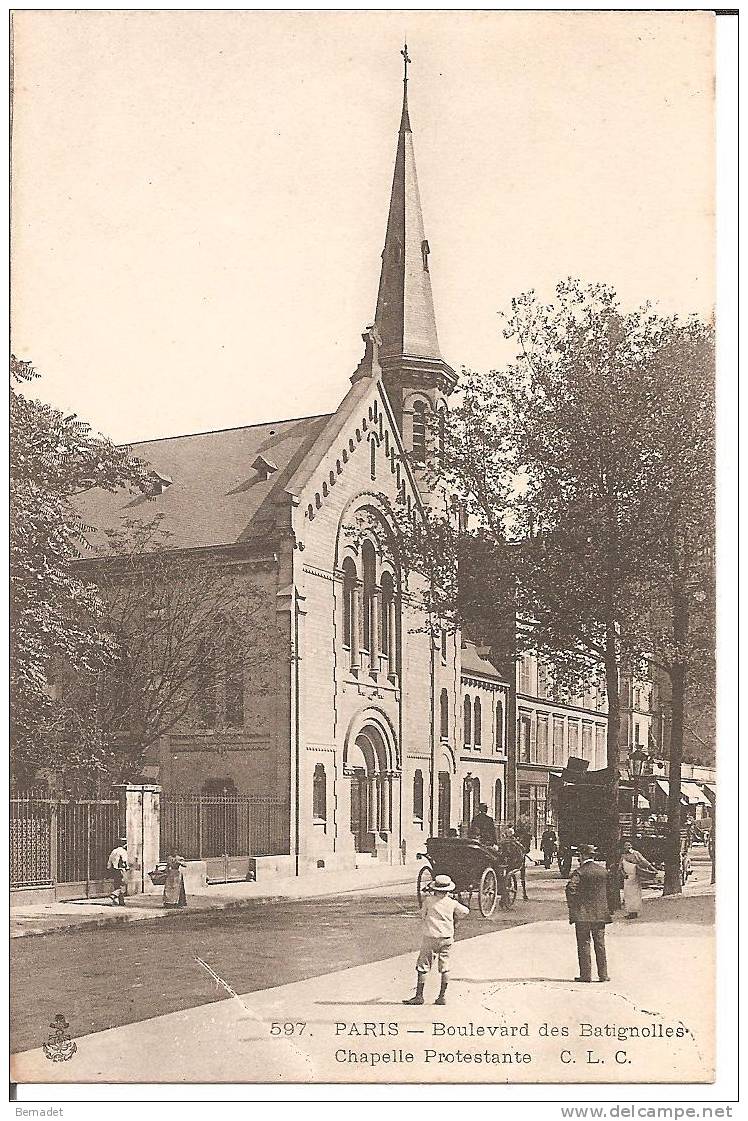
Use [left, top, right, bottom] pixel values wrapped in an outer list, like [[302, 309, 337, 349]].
[[270, 1022, 307, 1036]]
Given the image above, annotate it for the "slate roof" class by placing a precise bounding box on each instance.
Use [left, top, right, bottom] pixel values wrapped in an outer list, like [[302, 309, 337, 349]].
[[460, 643, 506, 682], [73, 413, 331, 552]]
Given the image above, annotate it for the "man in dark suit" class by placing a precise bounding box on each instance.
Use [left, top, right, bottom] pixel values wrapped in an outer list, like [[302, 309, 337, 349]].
[[565, 845, 611, 982], [468, 803, 498, 847]]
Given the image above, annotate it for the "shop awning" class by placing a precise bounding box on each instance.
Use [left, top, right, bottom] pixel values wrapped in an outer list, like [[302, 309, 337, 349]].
[[636, 794, 650, 809], [655, 779, 689, 805], [655, 779, 709, 806], [681, 781, 711, 806], [702, 783, 716, 801]]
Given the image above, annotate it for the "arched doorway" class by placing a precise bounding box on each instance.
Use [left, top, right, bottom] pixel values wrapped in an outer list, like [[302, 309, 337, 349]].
[[345, 722, 394, 854], [437, 773, 451, 837]]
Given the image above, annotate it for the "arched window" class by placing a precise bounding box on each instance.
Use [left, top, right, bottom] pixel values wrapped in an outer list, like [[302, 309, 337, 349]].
[[463, 776, 480, 825], [440, 688, 449, 740], [342, 557, 357, 649], [473, 697, 482, 746], [370, 439, 376, 480], [494, 778, 503, 823], [412, 400, 426, 462], [361, 541, 376, 653], [496, 699, 505, 752], [413, 769, 424, 823], [381, 570, 395, 664], [196, 640, 217, 728], [224, 622, 244, 728], [438, 406, 446, 464], [463, 695, 472, 747], [312, 764, 326, 823]]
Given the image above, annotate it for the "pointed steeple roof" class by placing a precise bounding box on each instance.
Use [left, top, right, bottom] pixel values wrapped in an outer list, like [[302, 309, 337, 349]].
[[374, 50, 455, 391]]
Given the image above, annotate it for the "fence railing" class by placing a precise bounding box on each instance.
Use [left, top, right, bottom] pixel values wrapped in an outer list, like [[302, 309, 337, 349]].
[[10, 792, 120, 891], [160, 793, 287, 860]]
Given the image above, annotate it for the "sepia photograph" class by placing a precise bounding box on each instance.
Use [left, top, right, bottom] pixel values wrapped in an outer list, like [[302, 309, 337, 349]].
[[8, 8, 731, 1100]]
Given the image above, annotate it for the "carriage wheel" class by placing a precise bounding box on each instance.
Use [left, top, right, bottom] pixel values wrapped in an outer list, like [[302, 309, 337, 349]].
[[417, 865, 434, 907], [501, 872, 518, 910], [478, 867, 498, 917]]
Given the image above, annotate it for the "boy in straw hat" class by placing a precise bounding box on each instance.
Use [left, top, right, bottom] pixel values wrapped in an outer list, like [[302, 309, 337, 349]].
[[403, 874, 469, 1006]]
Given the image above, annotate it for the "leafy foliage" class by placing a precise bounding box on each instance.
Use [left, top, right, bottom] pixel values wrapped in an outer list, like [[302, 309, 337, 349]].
[[10, 355, 147, 783]]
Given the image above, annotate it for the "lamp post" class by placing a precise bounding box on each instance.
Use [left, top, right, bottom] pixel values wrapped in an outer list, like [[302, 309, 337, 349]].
[[630, 747, 649, 849]]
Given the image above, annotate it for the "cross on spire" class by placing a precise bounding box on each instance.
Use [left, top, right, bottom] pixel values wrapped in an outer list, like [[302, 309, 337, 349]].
[[401, 42, 411, 84]]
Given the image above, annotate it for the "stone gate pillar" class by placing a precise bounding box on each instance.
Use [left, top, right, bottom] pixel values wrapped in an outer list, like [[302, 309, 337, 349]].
[[114, 783, 161, 896]]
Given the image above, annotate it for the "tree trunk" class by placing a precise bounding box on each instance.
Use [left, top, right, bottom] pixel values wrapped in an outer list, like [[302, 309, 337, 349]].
[[663, 661, 686, 896], [603, 629, 622, 911]]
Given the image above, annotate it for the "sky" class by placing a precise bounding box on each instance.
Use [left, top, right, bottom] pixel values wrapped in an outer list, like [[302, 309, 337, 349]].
[[11, 10, 715, 445]]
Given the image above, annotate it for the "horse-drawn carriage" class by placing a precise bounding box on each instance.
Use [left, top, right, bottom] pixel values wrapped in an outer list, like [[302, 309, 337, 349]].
[[635, 825, 693, 885], [416, 836, 522, 917]]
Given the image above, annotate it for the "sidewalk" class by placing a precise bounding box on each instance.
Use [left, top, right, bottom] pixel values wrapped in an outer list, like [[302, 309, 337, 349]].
[[11, 895, 715, 1085], [10, 862, 417, 938]]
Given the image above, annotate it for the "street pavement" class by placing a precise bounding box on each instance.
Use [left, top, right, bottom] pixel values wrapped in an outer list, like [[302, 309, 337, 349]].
[[11, 857, 714, 1085]]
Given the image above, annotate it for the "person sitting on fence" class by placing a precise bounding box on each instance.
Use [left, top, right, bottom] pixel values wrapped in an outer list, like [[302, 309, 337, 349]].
[[163, 851, 188, 908], [106, 837, 128, 907]]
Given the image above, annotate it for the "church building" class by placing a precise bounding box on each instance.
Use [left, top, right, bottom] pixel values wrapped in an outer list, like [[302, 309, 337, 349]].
[[77, 63, 510, 874]]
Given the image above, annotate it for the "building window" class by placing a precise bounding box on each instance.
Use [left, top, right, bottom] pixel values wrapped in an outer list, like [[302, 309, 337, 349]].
[[312, 764, 326, 823], [412, 400, 426, 463], [519, 782, 550, 849], [473, 697, 482, 747], [440, 627, 448, 663], [196, 640, 217, 729], [342, 557, 357, 649], [633, 720, 641, 745], [536, 715, 549, 765], [518, 711, 531, 763], [463, 776, 480, 825], [440, 688, 449, 740], [380, 570, 394, 666], [553, 716, 565, 767], [370, 439, 377, 480], [595, 725, 606, 768], [568, 719, 579, 759], [495, 699, 505, 752], [413, 769, 424, 823], [438, 407, 446, 464], [582, 722, 594, 761], [518, 654, 535, 695], [463, 695, 472, 747], [224, 623, 244, 728], [494, 778, 503, 822], [361, 541, 376, 653]]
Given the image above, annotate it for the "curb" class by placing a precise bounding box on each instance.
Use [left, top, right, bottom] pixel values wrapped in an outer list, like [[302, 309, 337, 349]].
[[10, 876, 416, 939]]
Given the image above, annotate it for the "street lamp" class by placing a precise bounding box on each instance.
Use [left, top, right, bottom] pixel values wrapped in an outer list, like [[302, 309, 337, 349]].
[[630, 747, 649, 848]]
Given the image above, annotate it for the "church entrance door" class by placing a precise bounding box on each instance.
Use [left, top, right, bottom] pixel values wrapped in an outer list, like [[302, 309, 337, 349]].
[[349, 770, 369, 853], [437, 772, 451, 837]]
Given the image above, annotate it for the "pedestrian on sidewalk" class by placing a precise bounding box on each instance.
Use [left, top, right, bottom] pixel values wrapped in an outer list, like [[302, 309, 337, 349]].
[[403, 874, 469, 1007], [565, 844, 611, 983], [540, 826, 558, 870], [106, 837, 129, 907], [162, 852, 188, 908], [619, 840, 657, 919]]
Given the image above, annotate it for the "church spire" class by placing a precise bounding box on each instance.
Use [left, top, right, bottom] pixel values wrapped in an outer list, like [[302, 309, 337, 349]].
[[373, 45, 456, 404]]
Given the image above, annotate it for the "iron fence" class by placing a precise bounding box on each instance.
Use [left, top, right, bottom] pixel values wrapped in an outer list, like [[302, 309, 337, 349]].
[[10, 792, 121, 892], [160, 793, 287, 860]]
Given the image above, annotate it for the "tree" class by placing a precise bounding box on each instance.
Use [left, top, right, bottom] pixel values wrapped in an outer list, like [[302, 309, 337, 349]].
[[52, 517, 277, 788], [635, 324, 715, 894], [390, 281, 712, 898], [10, 355, 146, 783]]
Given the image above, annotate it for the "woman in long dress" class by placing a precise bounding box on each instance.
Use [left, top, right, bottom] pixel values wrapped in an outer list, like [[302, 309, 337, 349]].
[[619, 840, 657, 919], [162, 852, 188, 908]]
